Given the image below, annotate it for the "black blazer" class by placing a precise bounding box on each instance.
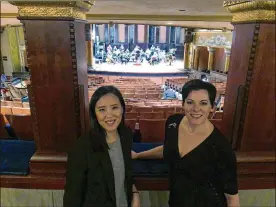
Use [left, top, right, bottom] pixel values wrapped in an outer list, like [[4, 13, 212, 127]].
[[63, 127, 134, 207]]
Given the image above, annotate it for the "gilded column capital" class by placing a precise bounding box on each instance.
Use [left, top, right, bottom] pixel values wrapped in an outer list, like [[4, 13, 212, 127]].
[[223, 1, 276, 23], [224, 48, 231, 56], [207, 46, 215, 53], [193, 45, 199, 50], [10, 1, 95, 20]]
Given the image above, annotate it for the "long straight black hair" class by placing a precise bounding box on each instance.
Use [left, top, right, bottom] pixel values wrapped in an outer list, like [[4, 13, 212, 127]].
[[89, 85, 126, 151]]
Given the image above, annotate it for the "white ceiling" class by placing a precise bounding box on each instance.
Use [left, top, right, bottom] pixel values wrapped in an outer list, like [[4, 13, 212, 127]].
[[1, 0, 233, 29], [88, 0, 230, 15], [1, 1, 18, 13]]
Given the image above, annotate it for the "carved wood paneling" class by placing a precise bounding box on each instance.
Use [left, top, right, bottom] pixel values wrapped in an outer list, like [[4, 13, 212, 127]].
[[240, 24, 276, 151], [213, 48, 226, 72], [221, 24, 256, 142], [198, 46, 209, 71], [20, 19, 88, 175], [1, 151, 275, 190]]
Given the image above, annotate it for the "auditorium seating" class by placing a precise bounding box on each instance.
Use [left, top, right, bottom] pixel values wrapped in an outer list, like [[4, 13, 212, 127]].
[[125, 117, 222, 142], [88, 76, 164, 100], [165, 77, 226, 95], [0, 76, 224, 143], [0, 100, 32, 140], [5, 114, 33, 141]]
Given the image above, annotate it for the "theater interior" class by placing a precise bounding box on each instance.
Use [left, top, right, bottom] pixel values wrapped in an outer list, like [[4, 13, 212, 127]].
[[0, 1, 275, 206]]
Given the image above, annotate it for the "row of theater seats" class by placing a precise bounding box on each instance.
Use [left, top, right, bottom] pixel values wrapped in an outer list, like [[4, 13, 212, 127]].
[[124, 118, 222, 143], [88, 76, 105, 85], [0, 108, 222, 142], [1, 100, 30, 108], [0, 114, 32, 140], [125, 110, 223, 120], [88, 77, 164, 99], [0, 114, 222, 143], [165, 78, 226, 94], [1, 100, 32, 140]]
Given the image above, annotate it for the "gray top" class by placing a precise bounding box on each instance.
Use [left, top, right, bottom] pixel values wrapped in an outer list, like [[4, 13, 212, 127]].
[[108, 138, 128, 207]]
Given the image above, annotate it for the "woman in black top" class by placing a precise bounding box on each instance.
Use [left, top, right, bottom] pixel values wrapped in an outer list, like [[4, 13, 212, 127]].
[[64, 86, 140, 207], [133, 79, 240, 207]]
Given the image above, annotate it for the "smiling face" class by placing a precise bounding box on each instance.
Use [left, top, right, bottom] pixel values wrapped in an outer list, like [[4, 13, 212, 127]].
[[183, 89, 213, 126], [95, 93, 123, 133]]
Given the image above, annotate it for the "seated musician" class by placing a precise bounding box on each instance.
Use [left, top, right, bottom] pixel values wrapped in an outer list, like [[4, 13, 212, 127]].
[[132, 79, 240, 207], [64, 86, 140, 207]]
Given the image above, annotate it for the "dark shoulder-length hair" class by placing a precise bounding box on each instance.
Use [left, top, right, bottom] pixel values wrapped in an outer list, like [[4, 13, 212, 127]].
[[181, 79, 217, 106], [89, 85, 126, 151]]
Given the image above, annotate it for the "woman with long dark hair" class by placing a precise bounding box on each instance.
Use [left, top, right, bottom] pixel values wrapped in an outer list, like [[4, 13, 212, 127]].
[[132, 79, 240, 207], [64, 86, 140, 207]]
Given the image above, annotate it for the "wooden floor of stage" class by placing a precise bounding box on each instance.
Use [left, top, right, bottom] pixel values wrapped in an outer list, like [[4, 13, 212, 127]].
[[90, 60, 184, 74]]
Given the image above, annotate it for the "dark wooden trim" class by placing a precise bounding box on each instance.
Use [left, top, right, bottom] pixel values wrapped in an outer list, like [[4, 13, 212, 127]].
[[166, 26, 170, 50], [85, 23, 92, 41], [134, 24, 138, 44], [237, 24, 260, 149], [232, 85, 246, 149], [1, 152, 275, 190], [124, 24, 128, 43], [0, 175, 65, 190], [114, 24, 118, 43], [144, 25, 148, 44], [104, 24, 109, 43], [156, 26, 160, 44], [1, 173, 275, 191], [69, 22, 82, 138]]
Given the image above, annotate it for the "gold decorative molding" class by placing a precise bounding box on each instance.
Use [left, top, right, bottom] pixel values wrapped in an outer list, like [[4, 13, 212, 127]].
[[10, 1, 95, 20], [0, 13, 17, 18], [223, 1, 276, 23], [224, 48, 231, 56], [1, 12, 232, 23], [207, 46, 216, 53]]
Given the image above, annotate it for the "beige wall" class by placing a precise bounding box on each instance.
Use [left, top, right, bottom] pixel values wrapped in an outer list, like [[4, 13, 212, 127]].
[[118, 24, 125, 43], [159, 26, 166, 44], [98, 25, 105, 42], [137, 25, 145, 43]]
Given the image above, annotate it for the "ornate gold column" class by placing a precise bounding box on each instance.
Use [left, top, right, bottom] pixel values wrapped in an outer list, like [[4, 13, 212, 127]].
[[183, 42, 189, 69], [224, 47, 231, 73], [207, 46, 215, 70], [188, 44, 194, 69], [12, 1, 94, 175], [193, 45, 200, 70], [85, 24, 94, 68]]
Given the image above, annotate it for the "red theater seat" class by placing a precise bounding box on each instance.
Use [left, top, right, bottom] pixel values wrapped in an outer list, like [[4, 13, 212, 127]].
[[125, 119, 137, 132], [139, 112, 165, 119], [139, 119, 166, 142], [0, 107, 12, 115], [125, 112, 138, 119], [5, 115, 33, 141]]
